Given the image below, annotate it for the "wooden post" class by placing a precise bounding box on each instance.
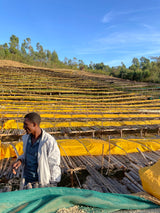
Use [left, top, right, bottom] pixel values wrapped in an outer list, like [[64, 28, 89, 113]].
[[70, 169, 74, 187], [92, 131, 95, 138], [120, 129, 123, 138]]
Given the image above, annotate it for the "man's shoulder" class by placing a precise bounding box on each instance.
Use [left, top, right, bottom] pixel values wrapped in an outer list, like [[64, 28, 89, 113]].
[[22, 134, 29, 142], [42, 129, 56, 143]]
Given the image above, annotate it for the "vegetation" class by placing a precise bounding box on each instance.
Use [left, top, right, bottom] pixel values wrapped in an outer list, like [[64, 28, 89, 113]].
[[0, 35, 160, 83]]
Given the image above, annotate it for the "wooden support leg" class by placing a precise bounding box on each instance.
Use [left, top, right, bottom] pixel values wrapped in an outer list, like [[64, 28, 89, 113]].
[[92, 131, 95, 138], [70, 170, 74, 187], [120, 130, 123, 138]]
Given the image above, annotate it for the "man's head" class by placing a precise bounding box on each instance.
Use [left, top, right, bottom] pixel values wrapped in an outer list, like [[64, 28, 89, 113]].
[[23, 112, 41, 135]]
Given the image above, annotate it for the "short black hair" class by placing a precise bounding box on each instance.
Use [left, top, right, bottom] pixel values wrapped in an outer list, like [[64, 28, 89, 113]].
[[24, 112, 41, 125]]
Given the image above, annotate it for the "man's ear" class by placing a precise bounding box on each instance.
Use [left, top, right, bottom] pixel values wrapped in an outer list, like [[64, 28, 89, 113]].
[[33, 122, 36, 127]]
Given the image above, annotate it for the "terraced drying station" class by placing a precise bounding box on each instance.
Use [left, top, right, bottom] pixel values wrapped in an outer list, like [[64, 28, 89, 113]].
[[0, 61, 160, 194]]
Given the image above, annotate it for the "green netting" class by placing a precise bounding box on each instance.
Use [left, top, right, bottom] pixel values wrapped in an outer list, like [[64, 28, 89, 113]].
[[0, 187, 159, 213]]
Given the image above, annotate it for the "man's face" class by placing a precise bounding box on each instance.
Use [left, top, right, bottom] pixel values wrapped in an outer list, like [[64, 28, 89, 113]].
[[23, 118, 35, 134]]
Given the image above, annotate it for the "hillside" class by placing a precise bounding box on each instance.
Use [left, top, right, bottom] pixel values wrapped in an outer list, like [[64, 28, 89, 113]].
[[0, 59, 160, 139]]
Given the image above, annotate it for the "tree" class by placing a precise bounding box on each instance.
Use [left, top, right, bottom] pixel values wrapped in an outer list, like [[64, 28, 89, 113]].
[[9, 35, 19, 54], [36, 42, 41, 52], [21, 39, 27, 56], [150, 56, 160, 62], [134, 69, 143, 81], [150, 56, 160, 68], [89, 61, 94, 70], [119, 63, 127, 79], [140, 57, 150, 70], [72, 57, 78, 68], [46, 50, 52, 62], [36, 42, 46, 62], [68, 59, 72, 67], [94, 62, 105, 70], [132, 57, 140, 68], [3, 43, 9, 57], [143, 69, 150, 79], [0, 45, 5, 58], [26, 38, 33, 56], [63, 57, 68, 65], [51, 50, 59, 63], [78, 59, 85, 70]]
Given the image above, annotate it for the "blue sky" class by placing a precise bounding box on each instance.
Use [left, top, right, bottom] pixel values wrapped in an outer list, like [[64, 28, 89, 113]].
[[0, 0, 160, 67]]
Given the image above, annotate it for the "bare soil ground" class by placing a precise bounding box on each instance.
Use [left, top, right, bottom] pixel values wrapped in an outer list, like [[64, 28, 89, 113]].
[[56, 206, 87, 213]]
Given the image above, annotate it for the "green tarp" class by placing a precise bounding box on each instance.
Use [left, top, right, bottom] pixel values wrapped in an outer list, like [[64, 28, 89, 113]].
[[0, 187, 159, 213]]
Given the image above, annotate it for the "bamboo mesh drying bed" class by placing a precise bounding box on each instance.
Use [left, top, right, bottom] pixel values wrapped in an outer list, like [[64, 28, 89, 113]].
[[1, 139, 160, 194]]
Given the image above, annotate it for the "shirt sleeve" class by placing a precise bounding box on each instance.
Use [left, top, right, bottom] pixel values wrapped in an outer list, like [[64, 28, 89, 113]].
[[17, 135, 28, 165], [17, 143, 26, 165], [47, 137, 61, 183]]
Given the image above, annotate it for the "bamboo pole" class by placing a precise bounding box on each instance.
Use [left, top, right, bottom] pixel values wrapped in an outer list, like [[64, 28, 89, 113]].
[[0, 159, 4, 177], [124, 172, 143, 191], [137, 148, 150, 165], [106, 136, 111, 175], [79, 156, 119, 193], [101, 144, 104, 174], [58, 144, 81, 188]]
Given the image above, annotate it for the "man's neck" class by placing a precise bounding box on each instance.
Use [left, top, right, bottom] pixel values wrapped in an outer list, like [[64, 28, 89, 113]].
[[31, 128, 42, 144]]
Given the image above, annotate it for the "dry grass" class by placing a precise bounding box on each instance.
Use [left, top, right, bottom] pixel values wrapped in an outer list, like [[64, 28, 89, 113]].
[[0, 59, 111, 80], [0, 60, 30, 68]]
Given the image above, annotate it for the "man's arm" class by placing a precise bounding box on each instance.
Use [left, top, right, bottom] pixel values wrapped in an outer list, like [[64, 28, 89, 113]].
[[12, 136, 27, 174], [47, 138, 61, 183]]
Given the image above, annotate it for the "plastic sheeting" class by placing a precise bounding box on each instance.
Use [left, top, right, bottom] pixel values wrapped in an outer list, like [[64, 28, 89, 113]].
[[2, 119, 23, 129], [139, 159, 160, 200], [0, 141, 23, 160], [0, 187, 159, 213], [59, 138, 160, 156], [1, 138, 160, 159], [2, 119, 160, 129]]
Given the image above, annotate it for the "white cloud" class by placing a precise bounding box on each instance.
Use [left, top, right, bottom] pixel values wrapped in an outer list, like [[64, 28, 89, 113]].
[[101, 7, 160, 24], [142, 24, 154, 31], [76, 31, 160, 55], [103, 59, 123, 67], [77, 46, 112, 55], [76, 10, 160, 67], [101, 11, 114, 23], [96, 31, 160, 46]]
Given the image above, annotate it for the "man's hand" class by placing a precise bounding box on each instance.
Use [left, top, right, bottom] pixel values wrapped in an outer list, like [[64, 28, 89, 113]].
[[12, 160, 22, 175]]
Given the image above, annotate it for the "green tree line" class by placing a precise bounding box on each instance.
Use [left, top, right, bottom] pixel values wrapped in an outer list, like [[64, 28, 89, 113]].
[[0, 35, 87, 70], [0, 35, 64, 68], [0, 35, 160, 83]]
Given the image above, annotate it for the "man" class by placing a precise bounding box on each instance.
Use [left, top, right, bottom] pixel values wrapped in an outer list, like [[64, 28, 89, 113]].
[[12, 112, 61, 187]]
